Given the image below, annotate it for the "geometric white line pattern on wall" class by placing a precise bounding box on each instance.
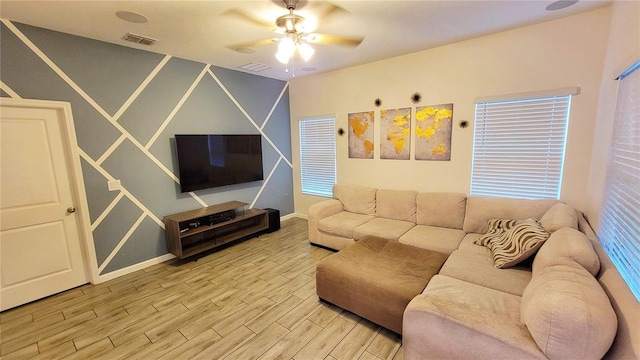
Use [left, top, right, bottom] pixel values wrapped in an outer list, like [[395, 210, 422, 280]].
[[1, 19, 113, 120], [91, 191, 126, 232], [112, 55, 172, 122], [96, 134, 127, 165], [3, 19, 294, 277], [261, 84, 289, 132], [78, 148, 163, 228], [208, 68, 293, 168], [0, 80, 21, 99], [3, 21, 181, 187], [144, 66, 210, 150], [192, 69, 292, 209], [98, 213, 147, 273], [251, 157, 284, 208]]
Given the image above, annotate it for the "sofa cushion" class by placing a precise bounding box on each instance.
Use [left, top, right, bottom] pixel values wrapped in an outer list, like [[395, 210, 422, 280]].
[[458, 234, 493, 256], [376, 189, 417, 222], [540, 202, 578, 233], [439, 250, 532, 296], [318, 212, 374, 238], [404, 294, 548, 360], [481, 218, 549, 269], [416, 192, 466, 229], [463, 196, 557, 234], [533, 227, 600, 276], [423, 275, 522, 322], [333, 184, 377, 215], [521, 259, 617, 360], [399, 225, 465, 254], [353, 218, 415, 241]]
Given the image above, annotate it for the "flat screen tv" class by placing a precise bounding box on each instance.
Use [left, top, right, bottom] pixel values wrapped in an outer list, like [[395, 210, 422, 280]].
[[175, 134, 264, 192]]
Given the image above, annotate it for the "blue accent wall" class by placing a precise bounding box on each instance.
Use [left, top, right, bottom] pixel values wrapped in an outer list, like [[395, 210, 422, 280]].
[[1, 21, 293, 276]]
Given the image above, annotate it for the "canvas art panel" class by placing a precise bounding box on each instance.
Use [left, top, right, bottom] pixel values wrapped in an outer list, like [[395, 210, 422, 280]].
[[348, 111, 375, 159], [380, 107, 411, 160], [415, 103, 453, 161]]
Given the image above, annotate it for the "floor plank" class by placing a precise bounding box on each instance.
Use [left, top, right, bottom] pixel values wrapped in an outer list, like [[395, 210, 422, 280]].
[[330, 319, 379, 360], [294, 316, 356, 360], [225, 322, 290, 360]]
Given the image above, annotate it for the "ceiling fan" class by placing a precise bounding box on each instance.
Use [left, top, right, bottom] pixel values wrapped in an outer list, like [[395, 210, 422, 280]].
[[225, 0, 364, 67]]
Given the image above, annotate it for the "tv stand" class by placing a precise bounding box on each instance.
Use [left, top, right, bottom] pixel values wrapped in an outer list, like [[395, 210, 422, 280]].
[[163, 201, 268, 260]]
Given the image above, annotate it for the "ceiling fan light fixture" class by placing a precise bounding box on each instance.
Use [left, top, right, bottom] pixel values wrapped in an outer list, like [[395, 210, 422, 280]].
[[298, 42, 315, 62], [276, 37, 296, 63]]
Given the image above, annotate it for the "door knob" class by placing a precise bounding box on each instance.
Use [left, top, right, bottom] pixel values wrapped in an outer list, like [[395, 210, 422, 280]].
[[67, 207, 76, 214]]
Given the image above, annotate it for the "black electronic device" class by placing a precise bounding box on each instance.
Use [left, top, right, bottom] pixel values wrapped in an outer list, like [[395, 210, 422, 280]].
[[265, 208, 280, 233], [209, 209, 236, 225], [175, 134, 264, 193]]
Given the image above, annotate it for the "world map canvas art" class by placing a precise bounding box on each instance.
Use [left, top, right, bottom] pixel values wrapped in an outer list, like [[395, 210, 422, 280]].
[[381, 107, 411, 160], [415, 103, 453, 161], [348, 111, 375, 159]]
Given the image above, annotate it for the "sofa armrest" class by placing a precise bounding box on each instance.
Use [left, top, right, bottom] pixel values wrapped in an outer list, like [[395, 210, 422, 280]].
[[403, 294, 545, 360], [308, 199, 344, 243]]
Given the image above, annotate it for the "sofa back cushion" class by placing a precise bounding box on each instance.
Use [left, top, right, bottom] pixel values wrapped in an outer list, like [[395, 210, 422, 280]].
[[376, 189, 417, 222], [416, 193, 466, 229], [533, 227, 600, 276], [521, 259, 617, 360], [463, 196, 557, 234], [540, 202, 578, 233], [333, 184, 377, 215]]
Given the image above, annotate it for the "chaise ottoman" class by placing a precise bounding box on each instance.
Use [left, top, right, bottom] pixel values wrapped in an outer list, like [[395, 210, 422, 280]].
[[316, 236, 448, 334]]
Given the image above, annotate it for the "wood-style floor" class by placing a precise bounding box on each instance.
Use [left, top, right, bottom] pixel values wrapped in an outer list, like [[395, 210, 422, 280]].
[[0, 217, 403, 360]]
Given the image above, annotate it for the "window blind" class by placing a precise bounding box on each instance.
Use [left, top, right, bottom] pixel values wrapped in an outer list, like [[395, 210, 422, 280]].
[[598, 60, 640, 301], [471, 94, 571, 199], [299, 117, 336, 197]]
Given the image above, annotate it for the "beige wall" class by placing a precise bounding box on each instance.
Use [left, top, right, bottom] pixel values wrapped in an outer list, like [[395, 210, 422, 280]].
[[585, 1, 640, 232], [290, 7, 611, 216]]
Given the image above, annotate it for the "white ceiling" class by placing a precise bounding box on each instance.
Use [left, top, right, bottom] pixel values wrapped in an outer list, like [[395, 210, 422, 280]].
[[1, 0, 610, 81]]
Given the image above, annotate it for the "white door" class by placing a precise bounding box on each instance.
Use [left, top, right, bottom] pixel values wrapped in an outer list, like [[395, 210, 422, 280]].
[[1, 99, 90, 311]]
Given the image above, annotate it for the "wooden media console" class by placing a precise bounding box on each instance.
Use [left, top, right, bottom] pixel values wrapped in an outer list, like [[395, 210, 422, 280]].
[[163, 201, 268, 260]]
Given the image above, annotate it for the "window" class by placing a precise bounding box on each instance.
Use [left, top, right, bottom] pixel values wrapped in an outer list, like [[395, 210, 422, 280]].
[[471, 89, 577, 199], [299, 117, 336, 197], [598, 61, 640, 301]]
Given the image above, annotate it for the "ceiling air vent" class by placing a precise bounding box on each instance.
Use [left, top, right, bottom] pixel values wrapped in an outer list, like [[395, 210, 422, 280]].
[[123, 32, 157, 45], [239, 62, 271, 72]]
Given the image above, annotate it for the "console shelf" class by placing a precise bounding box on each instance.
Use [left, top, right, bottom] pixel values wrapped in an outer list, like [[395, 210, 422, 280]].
[[164, 201, 268, 260]]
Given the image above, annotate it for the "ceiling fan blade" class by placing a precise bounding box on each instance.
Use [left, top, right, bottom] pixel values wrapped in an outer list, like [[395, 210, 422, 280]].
[[315, 2, 351, 23], [307, 33, 364, 48], [222, 8, 273, 29], [226, 38, 276, 52]]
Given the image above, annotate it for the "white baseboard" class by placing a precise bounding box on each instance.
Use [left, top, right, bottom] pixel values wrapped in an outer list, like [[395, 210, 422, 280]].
[[281, 212, 304, 221], [94, 253, 175, 284], [284, 212, 307, 220]]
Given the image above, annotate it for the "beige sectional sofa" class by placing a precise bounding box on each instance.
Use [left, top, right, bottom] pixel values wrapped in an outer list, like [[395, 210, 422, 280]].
[[309, 184, 640, 360]]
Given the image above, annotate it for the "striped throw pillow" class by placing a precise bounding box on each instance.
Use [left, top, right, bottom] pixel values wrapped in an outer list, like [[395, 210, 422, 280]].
[[475, 218, 518, 247], [487, 218, 549, 268]]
